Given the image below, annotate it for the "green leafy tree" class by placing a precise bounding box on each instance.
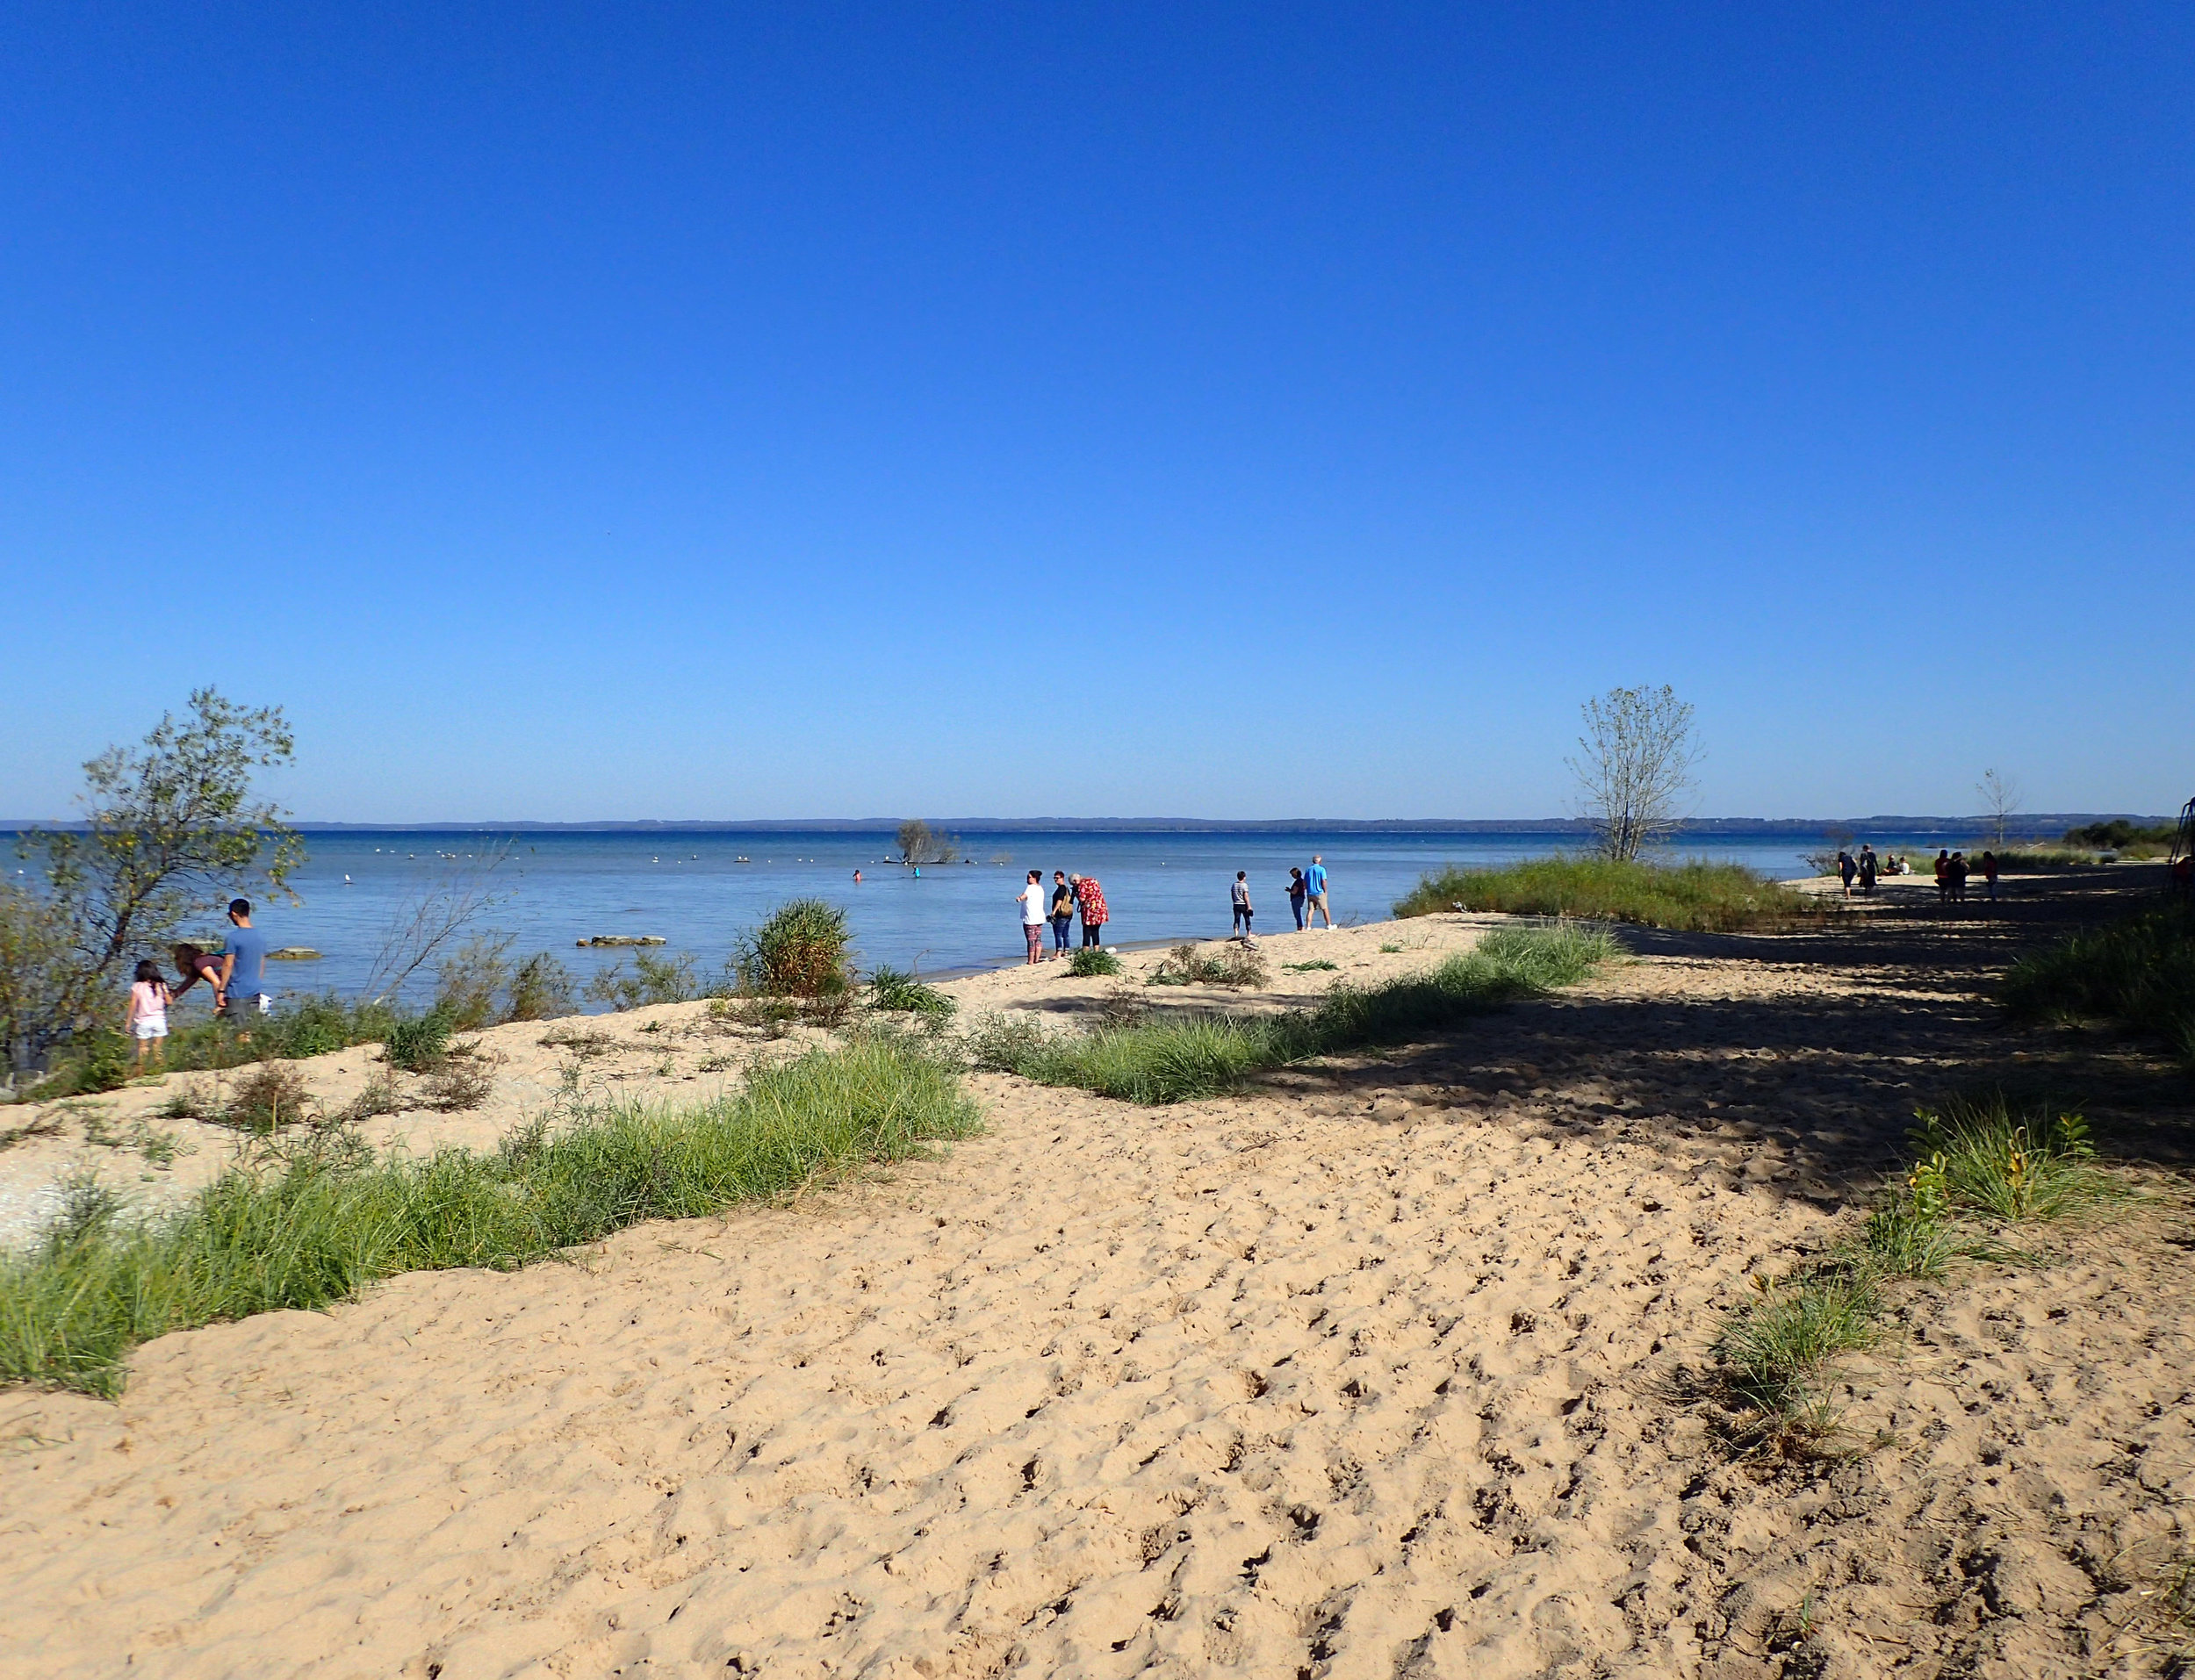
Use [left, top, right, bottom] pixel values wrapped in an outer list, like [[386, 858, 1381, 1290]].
[[5, 690, 301, 1069]]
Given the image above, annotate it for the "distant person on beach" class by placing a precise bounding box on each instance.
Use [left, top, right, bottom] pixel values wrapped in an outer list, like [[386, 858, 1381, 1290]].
[[1836, 850, 1856, 896], [1949, 851, 1969, 903], [1304, 855, 1333, 928], [1075, 873, 1109, 946], [126, 958, 171, 1073], [1980, 851, 1999, 901], [1857, 844, 1877, 894], [1232, 871, 1255, 939], [169, 942, 227, 1009], [218, 899, 271, 1034], [1933, 850, 1951, 902], [1049, 872, 1076, 956], [1287, 867, 1308, 929], [1018, 870, 1046, 965]]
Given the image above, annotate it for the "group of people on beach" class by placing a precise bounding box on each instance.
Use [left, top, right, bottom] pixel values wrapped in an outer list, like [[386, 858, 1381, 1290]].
[[1014, 870, 1112, 963], [1232, 857, 1334, 941], [1012, 857, 1336, 963], [1832, 845, 2001, 905], [119, 898, 274, 1071]]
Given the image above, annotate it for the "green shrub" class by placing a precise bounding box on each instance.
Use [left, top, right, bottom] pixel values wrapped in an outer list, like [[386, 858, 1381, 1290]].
[[736, 900, 854, 998], [504, 953, 579, 1022], [869, 966, 955, 1017], [1393, 856, 1810, 931], [585, 951, 700, 1012], [383, 1011, 454, 1073], [0, 1034, 982, 1396], [1147, 943, 1267, 989], [2003, 897, 2195, 1067], [224, 1061, 314, 1132], [2062, 819, 2176, 851], [1065, 946, 1121, 978], [974, 924, 1616, 1104]]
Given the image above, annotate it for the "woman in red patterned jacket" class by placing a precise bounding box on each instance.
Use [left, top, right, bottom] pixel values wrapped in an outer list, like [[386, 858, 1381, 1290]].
[[1074, 874, 1109, 948]]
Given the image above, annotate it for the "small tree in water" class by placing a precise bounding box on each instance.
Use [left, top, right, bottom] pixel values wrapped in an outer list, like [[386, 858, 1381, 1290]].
[[896, 819, 961, 865], [4, 690, 301, 1069], [1567, 685, 1702, 863]]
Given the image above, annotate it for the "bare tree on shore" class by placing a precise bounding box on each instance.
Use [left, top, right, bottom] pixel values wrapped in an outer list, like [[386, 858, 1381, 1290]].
[[1567, 686, 1702, 862], [1978, 768, 2021, 848]]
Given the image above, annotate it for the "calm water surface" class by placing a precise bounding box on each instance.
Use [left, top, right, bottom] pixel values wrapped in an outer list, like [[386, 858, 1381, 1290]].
[[178, 828, 1956, 1009]]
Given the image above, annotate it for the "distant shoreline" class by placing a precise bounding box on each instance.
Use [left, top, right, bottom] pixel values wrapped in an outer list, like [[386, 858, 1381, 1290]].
[[3, 813, 2168, 836]]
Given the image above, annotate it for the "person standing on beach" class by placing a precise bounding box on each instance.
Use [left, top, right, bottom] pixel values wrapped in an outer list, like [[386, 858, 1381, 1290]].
[[1980, 850, 1999, 901], [1017, 870, 1046, 965], [1286, 867, 1308, 929], [1049, 872, 1076, 957], [126, 958, 171, 1073], [1075, 873, 1109, 947], [218, 898, 271, 1036], [1933, 850, 1951, 903], [1836, 850, 1856, 896], [1949, 851, 1969, 903], [1231, 871, 1255, 939], [1304, 855, 1333, 929], [1857, 844, 1877, 894]]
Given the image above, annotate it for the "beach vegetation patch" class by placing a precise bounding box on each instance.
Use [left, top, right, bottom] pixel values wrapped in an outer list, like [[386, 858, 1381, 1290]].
[[1147, 943, 1267, 990], [2002, 896, 2195, 1068], [1065, 947, 1121, 978], [736, 900, 854, 999], [0, 1034, 982, 1398], [585, 951, 702, 1012], [972, 924, 1616, 1105], [868, 966, 955, 1017], [1393, 856, 1810, 932]]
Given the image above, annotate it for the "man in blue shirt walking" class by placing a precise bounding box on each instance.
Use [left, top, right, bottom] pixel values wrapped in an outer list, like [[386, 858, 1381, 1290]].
[[1304, 855, 1334, 929]]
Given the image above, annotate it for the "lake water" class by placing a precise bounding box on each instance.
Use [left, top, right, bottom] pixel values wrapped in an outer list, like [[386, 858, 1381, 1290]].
[[168, 827, 1960, 1009]]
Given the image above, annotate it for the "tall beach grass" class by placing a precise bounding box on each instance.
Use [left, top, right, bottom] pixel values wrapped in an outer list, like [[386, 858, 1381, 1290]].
[[1393, 856, 1811, 931], [969, 923, 1617, 1104], [1, 1034, 981, 1397], [2002, 896, 2195, 1067]]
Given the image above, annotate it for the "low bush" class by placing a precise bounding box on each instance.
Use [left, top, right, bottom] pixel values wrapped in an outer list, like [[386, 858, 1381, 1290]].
[[0, 1033, 982, 1396], [973, 924, 1616, 1104], [2002, 897, 2195, 1067], [1147, 943, 1267, 990], [1065, 946, 1121, 978], [1394, 856, 1810, 931], [421, 1059, 493, 1112], [737, 900, 854, 998], [383, 1011, 454, 1073], [224, 1062, 314, 1133], [2063, 819, 2177, 851], [869, 966, 955, 1017], [504, 953, 579, 1022], [585, 951, 701, 1012]]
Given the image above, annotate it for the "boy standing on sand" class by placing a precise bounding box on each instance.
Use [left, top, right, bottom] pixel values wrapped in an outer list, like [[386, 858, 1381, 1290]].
[[1231, 871, 1254, 940], [1018, 870, 1046, 966], [1304, 855, 1333, 928]]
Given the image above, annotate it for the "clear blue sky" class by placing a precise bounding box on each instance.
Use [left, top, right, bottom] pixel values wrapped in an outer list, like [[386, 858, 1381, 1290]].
[[4, 4, 2189, 822]]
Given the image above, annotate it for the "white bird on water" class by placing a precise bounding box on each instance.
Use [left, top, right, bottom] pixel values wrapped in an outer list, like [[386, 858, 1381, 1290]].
[[343, 874, 352, 884]]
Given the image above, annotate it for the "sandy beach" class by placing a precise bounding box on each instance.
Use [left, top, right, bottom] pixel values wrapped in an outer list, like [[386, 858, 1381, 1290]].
[[4, 885, 2191, 1677]]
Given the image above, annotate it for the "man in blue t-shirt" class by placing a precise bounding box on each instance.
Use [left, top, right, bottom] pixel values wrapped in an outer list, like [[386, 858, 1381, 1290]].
[[1304, 855, 1334, 929], [218, 898, 271, 1033]]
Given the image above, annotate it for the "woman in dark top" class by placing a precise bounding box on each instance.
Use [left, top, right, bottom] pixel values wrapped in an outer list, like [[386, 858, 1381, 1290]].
[[1049, 872, 1076, 956], [1286, 867, 1308, 930]]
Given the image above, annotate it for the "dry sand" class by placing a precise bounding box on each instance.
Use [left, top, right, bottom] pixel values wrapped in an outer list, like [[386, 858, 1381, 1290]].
[[3, 892, 2191, 1677]]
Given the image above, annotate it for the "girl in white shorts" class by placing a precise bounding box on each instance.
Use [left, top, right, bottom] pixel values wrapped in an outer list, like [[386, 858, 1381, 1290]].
[[126, 958, 172, 1073]]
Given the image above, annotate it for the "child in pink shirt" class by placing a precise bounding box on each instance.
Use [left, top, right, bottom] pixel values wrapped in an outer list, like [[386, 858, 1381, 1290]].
[[126, 958, 172, 1073]]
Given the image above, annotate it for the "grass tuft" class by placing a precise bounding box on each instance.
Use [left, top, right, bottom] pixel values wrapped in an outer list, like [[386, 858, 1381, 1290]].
[[0, 1034, 981, 1397], [973, 924, 1616, 1105], [869, 966, 955, 1017], [1147, 942, 1267, 989], [1065, 946, 1121, 978], [1393, 856, 1811, 931]]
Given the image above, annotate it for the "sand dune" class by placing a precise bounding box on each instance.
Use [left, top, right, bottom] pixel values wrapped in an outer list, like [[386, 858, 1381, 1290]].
[[3, 909, 2190, 1676]]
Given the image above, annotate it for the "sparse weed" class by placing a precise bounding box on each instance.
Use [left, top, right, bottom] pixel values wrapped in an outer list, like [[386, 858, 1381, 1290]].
[[1283, 958, 1338, 973], [223, 1061, 314, 1133], [587, 951, 701, 1012], [1065, 946, 1121, 978], [335, 1073, 406, 1124], [421, 1059, 493, 1112], [1147, 943, 1267, 990]]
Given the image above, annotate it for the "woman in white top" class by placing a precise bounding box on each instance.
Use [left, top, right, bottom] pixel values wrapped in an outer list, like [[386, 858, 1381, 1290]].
[[126, 958, 172, 1073], [1018, 870, 1047, 965]]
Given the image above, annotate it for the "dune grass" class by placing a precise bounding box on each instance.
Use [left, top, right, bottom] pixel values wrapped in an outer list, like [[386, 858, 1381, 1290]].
[[1708, 1092, 2124, 1447], [0, 1034, 981, 1397], [2002, 896, 2195, 1067], [1393, 856, 1811, 931], [969, 924, 1618, 1105]]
